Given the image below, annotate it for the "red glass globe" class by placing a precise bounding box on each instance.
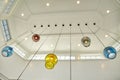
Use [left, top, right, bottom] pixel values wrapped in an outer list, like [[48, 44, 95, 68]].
[[32, 34, 40, 42]]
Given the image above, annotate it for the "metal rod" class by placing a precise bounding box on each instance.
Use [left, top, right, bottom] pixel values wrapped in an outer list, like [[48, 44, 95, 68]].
[[95, 25, 120, 36], [17, 36, 48, 80], [16, 27, 48, 46], [96, 26, 120, 45], [9, 26, 48, 47], [87, 25, 106, 47], [78, 24, 84, 36], [38, 27, 48, 35], [108, 34, 120, 44], [53, 26, 64, 53], [92, 24, 120, 46], [95, 25, 120, 45], [17, 26, 56, 80], [70, 26, 72, 80]]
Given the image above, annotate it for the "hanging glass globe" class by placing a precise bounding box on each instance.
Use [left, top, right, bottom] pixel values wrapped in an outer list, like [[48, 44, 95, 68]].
[[81, 36, 91, 47], [45, 53, 58, 65], [32, 34, 40, 42], [1, 46, 13, 57], [103, 46, 117, 59], [45, 62, 54, 69], [45, 53, 58, 69]]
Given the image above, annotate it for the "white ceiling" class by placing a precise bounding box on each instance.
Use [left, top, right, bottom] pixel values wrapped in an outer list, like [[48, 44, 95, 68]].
[[0, 0, 120, 80], [0, 0, 119, 59], [6, 0, 120, 57], [0, 0, 7, 15]]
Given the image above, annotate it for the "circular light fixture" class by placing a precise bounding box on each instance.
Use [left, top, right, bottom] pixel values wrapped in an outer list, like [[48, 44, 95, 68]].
[[106, 10, 110, 13], [103, 46, 117, 59], [77, 1, 80, 4], [46, 3, 50, 6], [1, 46, 13, 57], [25, 37, 28, 40], [77, 0, 80, 4], [21, 13, 24, 16], [81, 36, 91, 47], [32, 34, 40, 42], [105, 35, 108, 38], [45, 53, 58, 69]]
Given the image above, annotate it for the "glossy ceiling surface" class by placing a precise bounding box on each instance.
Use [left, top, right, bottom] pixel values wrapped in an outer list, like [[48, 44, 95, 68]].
[[0, 0, 120, 80]]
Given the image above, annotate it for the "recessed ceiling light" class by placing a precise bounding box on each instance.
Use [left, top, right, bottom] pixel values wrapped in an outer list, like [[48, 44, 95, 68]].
[[25, 37, 28, 40], [106, 10, 110, 13], [77, 1, 80, 4], [51, 44, 53, 47], [105, 35, 108, 38], [77, 44, 80, 46], [46, 3, 50, 6], [5, 0, 8, 3], [21, 13, 24, 16]]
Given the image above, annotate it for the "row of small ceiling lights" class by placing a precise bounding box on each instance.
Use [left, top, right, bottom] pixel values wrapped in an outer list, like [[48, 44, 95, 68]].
[[46, 1, 80, 7], [20, 1, 80, 16], [33, 23, 96, 28], [3, 0, 110, 16], [45, 1, 110, 13], [45, 1, 110, 14], [20, 0, 110, 17]]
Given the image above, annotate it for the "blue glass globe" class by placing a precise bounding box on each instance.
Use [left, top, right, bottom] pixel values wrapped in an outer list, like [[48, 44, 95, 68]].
[[1, 46, 13, 57], [103, 46, 117, 59]]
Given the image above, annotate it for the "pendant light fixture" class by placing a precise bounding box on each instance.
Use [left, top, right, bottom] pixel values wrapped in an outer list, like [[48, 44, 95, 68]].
[[86, 23, 118, 59], [81, 36, 91, 47], [1, 46, 13, 57], [103, 46, 117, 59], [45, 53, 58, 69], [77, 23, 91, 47], [32, 34, 40, 42], [102, 33, 120, 59]]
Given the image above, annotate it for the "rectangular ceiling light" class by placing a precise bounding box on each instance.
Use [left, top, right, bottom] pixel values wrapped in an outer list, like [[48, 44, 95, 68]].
[[1, 19, 11, 41], [4, 0, 16, 14]]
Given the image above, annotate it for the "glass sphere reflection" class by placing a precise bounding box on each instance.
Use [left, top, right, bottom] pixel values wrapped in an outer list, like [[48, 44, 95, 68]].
[[32, 34, 40, 42], [103, 46, 117, 59], [1, 46, 13, 57], [81, 36, 91, 47]]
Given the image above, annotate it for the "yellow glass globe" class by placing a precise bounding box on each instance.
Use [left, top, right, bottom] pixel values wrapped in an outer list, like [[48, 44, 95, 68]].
[[45, 53, 58, 65], [45, 62, 54, 69]]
